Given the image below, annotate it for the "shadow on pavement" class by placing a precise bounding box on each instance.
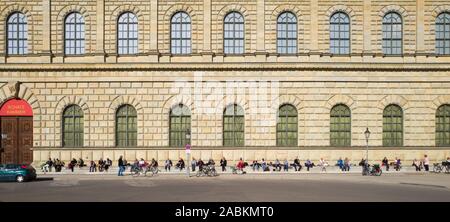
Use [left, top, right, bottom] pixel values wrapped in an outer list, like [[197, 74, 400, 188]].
[[33, 177, 54, 182]]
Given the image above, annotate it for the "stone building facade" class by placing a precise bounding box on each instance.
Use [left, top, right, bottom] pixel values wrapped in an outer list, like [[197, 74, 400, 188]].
[[0, 0, 450, 165]]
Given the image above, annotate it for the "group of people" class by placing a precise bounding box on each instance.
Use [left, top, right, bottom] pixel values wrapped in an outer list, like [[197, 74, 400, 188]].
[[88, 158, 113, 172], [243, 157, 338, 172], [42, 154, 450, 176], [190, 158, 217, 172], [411, 155, 431, 172], [42, 158, 86, 172], [163, 158, 185, 171], [336, 158, 351, 171], [41, 158, 65, 172]]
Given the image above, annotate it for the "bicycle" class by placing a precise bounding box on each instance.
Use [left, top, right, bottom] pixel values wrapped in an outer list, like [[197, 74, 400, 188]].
[[433, 162, 450, 173], [362, 163, 382, 176], [131, 165, 158, 177], [147, 166, 159, 176], [196, 165, 218, 177], [231, 166, 246, 175]]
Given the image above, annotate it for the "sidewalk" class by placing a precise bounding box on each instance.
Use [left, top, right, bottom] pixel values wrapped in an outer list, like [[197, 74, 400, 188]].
[[37, 165, 427, 176]]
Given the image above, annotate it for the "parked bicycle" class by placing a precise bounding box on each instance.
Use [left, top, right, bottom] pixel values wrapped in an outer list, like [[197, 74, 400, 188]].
[[231, 166, 246, 175], [196, 165, 218, 177], [433, 162, 450, 173], [131, 165, 159, 177], [362, 163, 382, 176]]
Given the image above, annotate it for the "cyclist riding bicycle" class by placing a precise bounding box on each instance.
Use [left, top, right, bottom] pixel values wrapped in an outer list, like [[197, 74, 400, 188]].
[[151, 158, 158, 167]]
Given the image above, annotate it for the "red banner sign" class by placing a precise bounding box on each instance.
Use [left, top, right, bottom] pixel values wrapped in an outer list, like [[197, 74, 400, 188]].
[[0, 99, 33, 116]]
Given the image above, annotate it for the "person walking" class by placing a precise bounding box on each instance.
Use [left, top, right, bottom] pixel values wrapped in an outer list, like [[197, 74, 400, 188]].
[[118, 156, 125, 176], [423, 155, 430, 172], [220, 157, 227, 172], [382, 157, 389, 171], [191, 158, 197, 172]]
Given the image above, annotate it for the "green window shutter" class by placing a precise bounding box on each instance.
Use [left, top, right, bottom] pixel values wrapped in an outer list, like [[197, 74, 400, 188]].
[[169, 104, 191, 147], [223, 104, 245, 146], [382, 105, 403, 147], [436, 105, 450, 146], [63, 105, 84, 147], [330, 104, 351, 147], [276, 104, 298, 146], [116, 105, 137, 147]]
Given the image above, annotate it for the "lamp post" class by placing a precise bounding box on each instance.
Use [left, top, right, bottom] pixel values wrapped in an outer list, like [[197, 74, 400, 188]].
[[364, 127, 371, 165], [185, 129, 191, 178]]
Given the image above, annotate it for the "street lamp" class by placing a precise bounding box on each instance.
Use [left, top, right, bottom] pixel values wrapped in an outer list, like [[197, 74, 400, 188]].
[[364, 127, 371, 164], [185, 129, 191, 178]]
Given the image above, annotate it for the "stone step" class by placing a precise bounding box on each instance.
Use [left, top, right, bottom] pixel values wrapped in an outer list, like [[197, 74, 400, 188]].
[[37, 166, 426, 175]]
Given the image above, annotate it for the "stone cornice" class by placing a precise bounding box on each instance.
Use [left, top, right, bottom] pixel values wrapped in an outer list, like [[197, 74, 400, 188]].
[[1, 62, 450, 72], [31, 146, 450, 150]]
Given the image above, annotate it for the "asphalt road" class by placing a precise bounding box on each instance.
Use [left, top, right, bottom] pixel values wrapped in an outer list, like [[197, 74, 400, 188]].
[[1, 174, 450, 202]]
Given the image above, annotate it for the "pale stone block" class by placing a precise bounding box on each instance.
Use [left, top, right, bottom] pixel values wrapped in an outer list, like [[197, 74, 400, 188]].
[[201, 150, 212, 160], [125, 150, 136, 162], [50, 151, 61, 160], [71, 151, 82, 160], [103, 150, 114, 160], [211, 150, 223, 161], [143, 150, 155, 161], [61, 151, 72, 162], [82, 151, 93, 162], [168, 150, 180, 161], [244, 150, 255, 161]]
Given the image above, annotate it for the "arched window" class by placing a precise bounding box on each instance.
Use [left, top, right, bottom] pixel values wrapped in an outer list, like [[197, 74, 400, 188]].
[[277, 104, 298, 146], [223, 104, 244, 146], [330, 12, 350, 54], [277, 12, 297, 54], [436, 12, 450, 55], [169, 104, 191, 147], [116, 105, 137, 147], [436, 104, 450, 146], [62, 105, 84, 147], [330, 104, 351, 146], [118, 12, 138, 55], [382, 12, 402, 55], [171, 12, 191, 54], [65, 12, 85, 55], [224, 12, 244, 54], [7, 12, 28, 55], [383, 105, 403, 146]]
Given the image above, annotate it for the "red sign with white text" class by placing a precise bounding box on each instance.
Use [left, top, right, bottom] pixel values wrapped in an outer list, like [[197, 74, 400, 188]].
[[0, 99, 33, 116]]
